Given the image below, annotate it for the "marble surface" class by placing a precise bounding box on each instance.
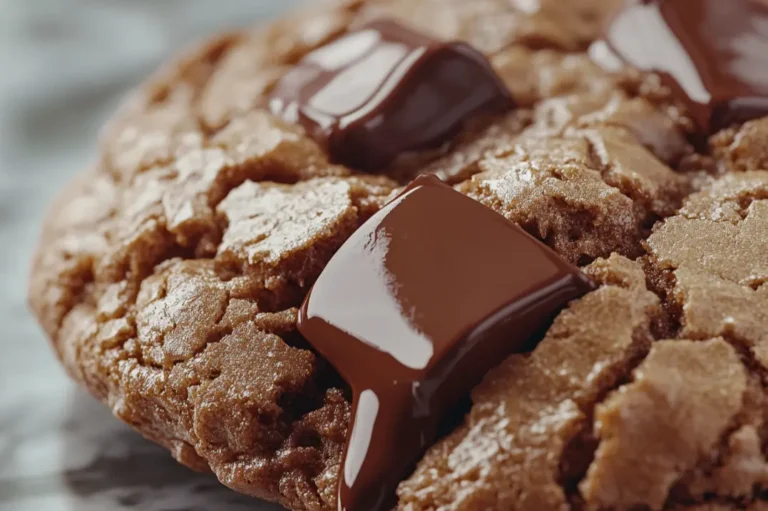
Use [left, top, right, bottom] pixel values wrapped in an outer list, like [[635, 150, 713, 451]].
[[0, 1, 301, 509]]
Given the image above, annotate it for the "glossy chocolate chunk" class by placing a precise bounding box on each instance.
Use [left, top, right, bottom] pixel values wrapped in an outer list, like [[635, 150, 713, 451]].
[[298, 176, 595, 511], [269, 20, 513, 171], [595, 0, 768, 133]]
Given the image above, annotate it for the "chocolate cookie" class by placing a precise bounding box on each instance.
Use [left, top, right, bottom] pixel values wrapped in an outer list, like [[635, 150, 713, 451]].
[[28, 0, 768, 510]]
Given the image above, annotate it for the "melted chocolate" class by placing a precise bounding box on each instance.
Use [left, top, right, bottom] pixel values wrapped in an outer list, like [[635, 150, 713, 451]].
[[298, 176, 595, 511], [269, 20, 513, 171], [595, 0, 768, 133]]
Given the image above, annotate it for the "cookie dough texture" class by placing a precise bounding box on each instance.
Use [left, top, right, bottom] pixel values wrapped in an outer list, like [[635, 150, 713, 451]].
[[28, 0, 768, 510]]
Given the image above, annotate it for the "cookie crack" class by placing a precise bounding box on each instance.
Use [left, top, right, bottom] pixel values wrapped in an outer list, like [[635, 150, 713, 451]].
[[558, 325, 654, 508], [583, 130, 686, 224], [553, 125, 720, 507], [666, 346, 766, 507], [679, 190, 768, 225]]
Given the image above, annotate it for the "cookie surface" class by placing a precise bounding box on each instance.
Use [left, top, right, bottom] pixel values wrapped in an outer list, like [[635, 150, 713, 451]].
[[28, 0, 768, 510]]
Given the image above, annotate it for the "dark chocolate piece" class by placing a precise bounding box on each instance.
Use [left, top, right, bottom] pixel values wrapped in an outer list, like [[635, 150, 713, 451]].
[[298, 176, 595, 511], [269, 20, 513, 171], [594, 0, 768, 133]]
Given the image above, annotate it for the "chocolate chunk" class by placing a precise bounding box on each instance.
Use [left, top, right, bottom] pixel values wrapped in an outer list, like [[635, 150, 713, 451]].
[[594, 0, 768, 133], [297, 175, 595, 510], [269, 20, 513, 171]]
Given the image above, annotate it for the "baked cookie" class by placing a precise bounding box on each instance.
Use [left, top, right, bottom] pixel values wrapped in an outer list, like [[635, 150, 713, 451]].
[[28, 0, 768, 510]]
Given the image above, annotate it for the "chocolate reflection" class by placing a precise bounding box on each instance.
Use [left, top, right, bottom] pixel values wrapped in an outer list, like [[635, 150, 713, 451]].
[[269, 20, 513, 171], [298, 176, 595, 510], [594, 0, 768, 132]]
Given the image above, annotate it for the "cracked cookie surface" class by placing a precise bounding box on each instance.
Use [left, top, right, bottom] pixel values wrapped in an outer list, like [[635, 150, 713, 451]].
[[29, 0, 768, 510]]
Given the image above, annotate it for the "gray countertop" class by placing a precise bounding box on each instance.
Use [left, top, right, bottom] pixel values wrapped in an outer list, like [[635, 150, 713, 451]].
[[0, 1, 300, 509]]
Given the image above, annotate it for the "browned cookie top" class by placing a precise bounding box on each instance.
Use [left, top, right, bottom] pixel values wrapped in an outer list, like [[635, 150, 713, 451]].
[[28, 0, 768, 510]]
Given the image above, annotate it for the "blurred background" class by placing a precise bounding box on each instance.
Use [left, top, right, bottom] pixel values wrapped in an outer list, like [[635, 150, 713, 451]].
[[0, 1, 300, 509]]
